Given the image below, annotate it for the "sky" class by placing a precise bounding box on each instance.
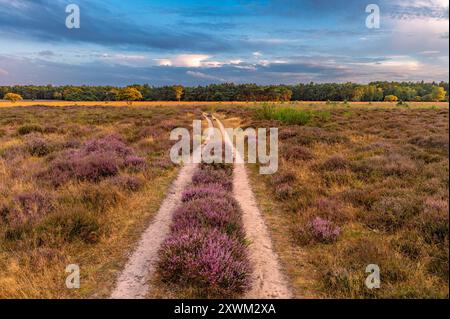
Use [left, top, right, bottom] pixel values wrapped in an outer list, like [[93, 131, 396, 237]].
[[0, 0, 448, 86]]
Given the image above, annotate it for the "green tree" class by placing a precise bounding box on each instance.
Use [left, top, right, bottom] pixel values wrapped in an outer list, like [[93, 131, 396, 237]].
[[118, 87, 143, 105], [173, 85, 184, 102], [431, 86, 446, 102], [4, 92, 23, 103]]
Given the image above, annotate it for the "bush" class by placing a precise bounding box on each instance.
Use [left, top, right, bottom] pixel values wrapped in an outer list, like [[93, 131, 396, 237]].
[[8, 191, 55, 225], [110, 175, 144, 192], [296, 217, 341, 244], [364, 195, 422, 231], [17, 124, 43, 135], [76, 152, 121, 181], [37, 210, 101, 244], [274, 183, 296, 200], [181, 184, 229, 202], [123, 155, 147, 171], [4, 92, 23, 103], [39, 135, 142, 185], [192, 168, 233, 191], [384, 95, 398, 102], [26, 136, 54, 157], [417, 199, 449, 244], [282, 145, 314, 161], [158, 228, 250, 297], [171, 198, 243, 239], [318, 155, 349, 171]]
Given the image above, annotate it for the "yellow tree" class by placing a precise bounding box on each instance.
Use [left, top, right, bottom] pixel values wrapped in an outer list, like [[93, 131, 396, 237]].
[[384, 95, 398, 102], [4, 93, 23, 103], [173, 85, 184, 102], [118, 87, 143, 105], [431, 86, 446, 102]]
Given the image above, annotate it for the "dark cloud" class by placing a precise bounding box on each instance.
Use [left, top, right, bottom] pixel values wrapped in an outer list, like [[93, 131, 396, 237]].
[[0, 0, 233, 53]]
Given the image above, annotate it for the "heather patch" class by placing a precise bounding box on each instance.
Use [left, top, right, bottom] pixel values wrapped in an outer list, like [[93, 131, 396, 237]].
[[158, 162, 250, 297], [39, 135, 146, 186]]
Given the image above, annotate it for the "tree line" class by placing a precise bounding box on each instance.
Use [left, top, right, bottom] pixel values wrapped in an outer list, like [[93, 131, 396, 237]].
[[1, 81, 448, 102]]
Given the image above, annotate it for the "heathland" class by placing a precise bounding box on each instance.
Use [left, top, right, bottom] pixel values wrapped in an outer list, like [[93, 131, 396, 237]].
[[0, 101, 448, 298]]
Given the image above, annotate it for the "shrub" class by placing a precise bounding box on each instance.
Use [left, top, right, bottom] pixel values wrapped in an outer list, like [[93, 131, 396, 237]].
[[309, 217, 341, 243], [71, 152, 120, 182], [17, 124, 43, 135], [295, 217, 341, 245], [83, 135, 133, 158], [171, 198, 243, 239], [8, 191, 55, 225], [409, 136, 449, 151], [110, 175, 144, 192], [192, 168, 233, 191], [351, 154, 416, 177], [365, 195, 422, 231], [181, 184, 229, 202], [79, 184, 122, 212], [417, 200, 449, 244], [274, 108, 312, 125], [384, 95, 398, 102], [271, 171, 296, 186], [36, 210, 101, 244], [274, 183, 296, 200], [314, 239, 408, 298], [318, 155, 349, 171], [39, 135, 141, 185], [158, 228, 250, 297], [123, 155, 147, 171], [4, 92, 23, 103], [25, 136, 54, 157], [282, 145, 314, 161], [313, 198, 348, 223]]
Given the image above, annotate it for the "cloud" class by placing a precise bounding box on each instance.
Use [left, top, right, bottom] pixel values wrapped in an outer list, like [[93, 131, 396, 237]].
[[155, 54, 211, 67], [38, 50, 55, 57], [186, 71, 225, 82], [0, 67, 8, 76], [0, 0, 232, 53]]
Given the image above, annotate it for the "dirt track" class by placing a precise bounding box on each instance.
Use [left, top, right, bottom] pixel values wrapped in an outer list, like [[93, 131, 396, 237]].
[[111, 115, 214, 299], [213, 115, 292, 299]]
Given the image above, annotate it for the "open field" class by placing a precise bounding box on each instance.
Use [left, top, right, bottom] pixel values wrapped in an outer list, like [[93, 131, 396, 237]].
[[0, 102, 448, 299], [0, 105, 199, 298], [218, 104, 449, 298]]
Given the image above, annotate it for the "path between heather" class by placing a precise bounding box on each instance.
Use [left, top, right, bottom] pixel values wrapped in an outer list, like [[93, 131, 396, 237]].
[[111, 114, 214, 299], [213, 115, 292, 299], [111, 114, 291, 299]]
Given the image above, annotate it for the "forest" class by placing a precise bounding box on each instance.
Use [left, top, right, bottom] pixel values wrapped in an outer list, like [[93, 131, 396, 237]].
[[1, 81, 448, 102]]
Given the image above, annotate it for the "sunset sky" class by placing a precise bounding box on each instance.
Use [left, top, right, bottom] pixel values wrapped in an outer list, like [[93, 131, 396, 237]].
[[0, 0, 448, 85]]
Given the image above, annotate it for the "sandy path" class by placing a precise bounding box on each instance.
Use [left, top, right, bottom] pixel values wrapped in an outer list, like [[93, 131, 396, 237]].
[[213, 115, 292, 299], [111, 115, 214, 299]]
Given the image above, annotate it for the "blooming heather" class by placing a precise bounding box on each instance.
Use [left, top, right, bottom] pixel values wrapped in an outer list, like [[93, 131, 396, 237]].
[[171, 198, 243, 239], [192, 168, 233, 191], [181, 184, 230, 202], [308, 217, 341, 243], [158, 163, 250, 297], [158, 228, 250, 297]]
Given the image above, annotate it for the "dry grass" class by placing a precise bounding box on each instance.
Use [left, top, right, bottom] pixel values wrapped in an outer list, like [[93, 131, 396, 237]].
[[224, 104, 449, 298], [0, 104, 201, 298]]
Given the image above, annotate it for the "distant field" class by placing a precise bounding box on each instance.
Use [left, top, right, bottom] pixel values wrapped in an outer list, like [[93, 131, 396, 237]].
[[0, 100, 448, 109]]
